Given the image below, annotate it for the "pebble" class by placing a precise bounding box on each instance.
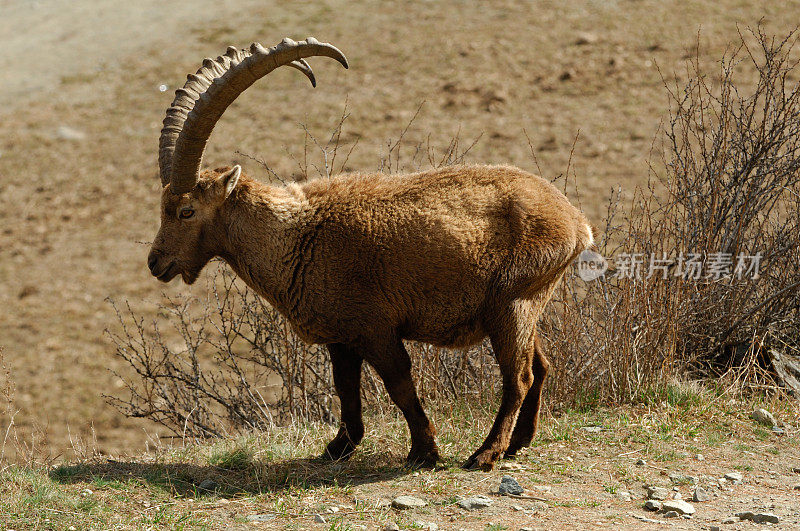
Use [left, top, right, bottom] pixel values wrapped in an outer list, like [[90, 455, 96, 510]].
[[737, 512, 780, 524], [512, 504, 524, 511], [710, 527, 720, 531], [575, 32, 599, 45], [383, 524, 400, 531], [55, 126, 87, 141], [616, 491, 632, 501], [581, 426, 603, 432], [724, 472, 743, 484], [499, 462, 523, 471], [750, 408, 777, 427], [498, 476, 524, 495], [669, 473, 698, 485], [644, 500, 662, 511], [313, 514, 326, 523], [246, 515, 276, 522], [197, 479, 218, 492], [392, 495, 427, 509], [722, 517, 737, 524], [529, 485, 551, 493], [663, 510, 679, 518], [696, 454, 705, 461], [692, 486, 711, 502], [457, 495, 493, 510], [636, 458, 647, 466], [661, 500, 695, 515], [646, 486, 670, 500]]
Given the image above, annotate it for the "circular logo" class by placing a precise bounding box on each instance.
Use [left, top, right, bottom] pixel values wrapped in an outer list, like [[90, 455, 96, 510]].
[[576, 249, 608, 281]]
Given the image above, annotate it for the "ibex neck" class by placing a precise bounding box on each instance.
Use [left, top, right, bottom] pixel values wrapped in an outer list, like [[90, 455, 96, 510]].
[[217, 182, 307, 310]]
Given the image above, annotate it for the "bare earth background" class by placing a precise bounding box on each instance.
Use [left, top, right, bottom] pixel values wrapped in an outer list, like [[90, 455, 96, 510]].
[[0, 0, 796, 460]]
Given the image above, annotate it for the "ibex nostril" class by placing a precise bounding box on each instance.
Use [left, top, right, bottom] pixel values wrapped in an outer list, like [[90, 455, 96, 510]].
[[147, 254, 158, 272]]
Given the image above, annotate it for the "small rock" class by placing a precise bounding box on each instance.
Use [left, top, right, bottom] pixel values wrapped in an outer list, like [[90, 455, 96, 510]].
[[530, 485, 551, 493], [724, 472, 743, 484], [669, 473, 698, 485], [197, 479, 218, 492], [636, 458, 646, 466], [530, 501, 548, 512], [772, 426, 785, 435], [392, 495, 427, 509], [616, 491, 631, 501], [247, 515, 276, 522], [663, 510, 679, 518], [498, 476, 524, 495], [695, 454, 704, 461], [722, 517, 737, 524], [575, 32, 599, 45], [737, 512, 780, 524], [80, 488, 93, 497], [581, 426, 603, 432], [499, 462, 523, 471], [55, 126, 86, 141], [710, 527, 721, 531], [673, 492, 682, 500], [646, 486, 670, 500], [327, 506, 340, 513], [661, 500, 695, 515], [457, 495, 493, 510], [644, 500, 662, 511], [751, 408, 777, 426], [520, 528, 534, 531], [313, 514, 326, 524], [559, 69, 575, 81], [383, 524, 400, 531], [511, 504, 524, 511], [692, 486, 710, 502]]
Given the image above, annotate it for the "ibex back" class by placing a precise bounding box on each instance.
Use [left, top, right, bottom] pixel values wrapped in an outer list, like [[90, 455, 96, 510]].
[[147, 38, 595, 470]]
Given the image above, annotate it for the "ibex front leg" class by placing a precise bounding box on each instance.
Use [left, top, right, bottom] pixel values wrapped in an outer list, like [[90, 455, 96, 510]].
[[322, 343, 364, 460]]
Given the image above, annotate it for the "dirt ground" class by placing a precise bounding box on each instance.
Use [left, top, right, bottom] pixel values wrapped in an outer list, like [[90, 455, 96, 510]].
[[0, 0, 797, 465]]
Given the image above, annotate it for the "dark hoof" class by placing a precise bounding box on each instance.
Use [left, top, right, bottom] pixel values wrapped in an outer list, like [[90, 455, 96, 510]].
[[406, 446, 441, 469], [463, 449, 499, 471], [321, 439, 358, 461]]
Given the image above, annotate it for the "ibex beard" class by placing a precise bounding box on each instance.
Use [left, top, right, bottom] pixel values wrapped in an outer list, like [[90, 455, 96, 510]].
[[148, 37, 595, 471]]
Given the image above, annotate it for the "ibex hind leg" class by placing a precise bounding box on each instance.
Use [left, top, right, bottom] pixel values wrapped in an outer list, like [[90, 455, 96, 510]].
[[505, 333, 549, 458], [464, 300, 539, 471]]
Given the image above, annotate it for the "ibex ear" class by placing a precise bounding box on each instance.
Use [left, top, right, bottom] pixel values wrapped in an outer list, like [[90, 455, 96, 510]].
[[221, 165, 241, 198]]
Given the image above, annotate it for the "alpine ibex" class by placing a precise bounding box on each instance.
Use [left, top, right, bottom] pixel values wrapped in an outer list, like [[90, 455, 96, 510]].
[[148, 37, 595, 470]]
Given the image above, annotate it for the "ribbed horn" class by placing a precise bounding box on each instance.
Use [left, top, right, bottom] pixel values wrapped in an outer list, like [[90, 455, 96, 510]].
[[158, 37, 348, 193]]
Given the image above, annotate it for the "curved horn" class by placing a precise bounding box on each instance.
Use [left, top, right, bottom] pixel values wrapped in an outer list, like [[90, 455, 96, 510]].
[[158, 37, 348, 193]]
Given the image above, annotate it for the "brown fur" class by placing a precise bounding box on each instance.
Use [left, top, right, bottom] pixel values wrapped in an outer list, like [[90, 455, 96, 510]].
[[148, 163, 594, 470]]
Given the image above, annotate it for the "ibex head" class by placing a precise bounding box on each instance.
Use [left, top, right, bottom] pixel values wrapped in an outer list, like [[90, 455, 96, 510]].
[[147, 38, 348, 284]]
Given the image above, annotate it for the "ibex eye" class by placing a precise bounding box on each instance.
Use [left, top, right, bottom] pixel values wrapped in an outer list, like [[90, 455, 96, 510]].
[[179, 208, 195, 219]]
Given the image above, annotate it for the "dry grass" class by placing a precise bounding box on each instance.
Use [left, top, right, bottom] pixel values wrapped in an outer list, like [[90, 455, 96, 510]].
[[1, 380, 798, 529]]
